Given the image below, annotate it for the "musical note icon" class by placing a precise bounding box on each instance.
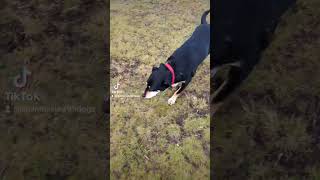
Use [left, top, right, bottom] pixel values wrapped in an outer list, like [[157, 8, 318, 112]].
[[13, 66, 31, 88]]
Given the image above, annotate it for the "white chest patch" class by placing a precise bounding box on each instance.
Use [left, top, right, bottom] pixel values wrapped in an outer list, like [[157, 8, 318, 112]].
[[172, 81, 185, 88]]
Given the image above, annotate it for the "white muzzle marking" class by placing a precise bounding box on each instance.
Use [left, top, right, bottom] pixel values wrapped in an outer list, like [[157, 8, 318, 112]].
[[144, 91, 160, 99]]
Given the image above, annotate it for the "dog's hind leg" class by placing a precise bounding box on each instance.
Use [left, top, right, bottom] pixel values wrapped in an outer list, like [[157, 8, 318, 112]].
[[211, 64, 254, 112], [168, 81, 190, 105]]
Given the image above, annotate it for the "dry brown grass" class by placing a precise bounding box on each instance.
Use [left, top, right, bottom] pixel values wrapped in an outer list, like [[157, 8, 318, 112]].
[[110, 0, 210, 179]]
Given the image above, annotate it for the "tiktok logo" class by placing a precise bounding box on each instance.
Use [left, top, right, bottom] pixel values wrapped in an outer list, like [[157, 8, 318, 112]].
[[111, 81, 121, 98], [114, 82, 120, 90], [13, 66, 31, 88]]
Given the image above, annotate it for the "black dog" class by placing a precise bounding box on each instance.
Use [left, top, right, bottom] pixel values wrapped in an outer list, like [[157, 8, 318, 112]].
[[143, 10, 210, 105], [211, 0, 296, 111]]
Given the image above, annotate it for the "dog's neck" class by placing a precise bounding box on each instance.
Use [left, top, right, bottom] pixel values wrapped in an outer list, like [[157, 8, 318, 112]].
[[164, 62, 175, 86]]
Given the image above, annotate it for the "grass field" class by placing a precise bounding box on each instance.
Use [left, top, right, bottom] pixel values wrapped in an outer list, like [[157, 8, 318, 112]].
[[1, 0, 107, 179], [110, 0, 210, 179], [2, 0, 319, 179], [213, 0, 320, 179]]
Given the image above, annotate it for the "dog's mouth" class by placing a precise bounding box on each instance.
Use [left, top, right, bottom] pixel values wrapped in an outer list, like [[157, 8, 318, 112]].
[[142, 90, 160, 99]]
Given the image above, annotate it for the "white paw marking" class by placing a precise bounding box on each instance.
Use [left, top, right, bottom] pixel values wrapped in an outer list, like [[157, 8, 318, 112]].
[[171, 81, 186, 88], [168, 96, 177, 105]]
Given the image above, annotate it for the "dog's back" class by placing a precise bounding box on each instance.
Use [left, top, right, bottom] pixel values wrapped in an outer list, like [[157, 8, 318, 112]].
[[171, 11, 210, 68], [211, 0, 296, 107], [212, 0, 296, 66]]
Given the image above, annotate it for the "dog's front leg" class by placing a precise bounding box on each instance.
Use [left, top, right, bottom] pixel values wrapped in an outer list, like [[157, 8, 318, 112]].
[[168, 82, 189, 105]]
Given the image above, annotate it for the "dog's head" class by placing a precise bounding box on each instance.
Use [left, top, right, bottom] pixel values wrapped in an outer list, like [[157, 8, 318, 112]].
[[142, 63, 171, 98]]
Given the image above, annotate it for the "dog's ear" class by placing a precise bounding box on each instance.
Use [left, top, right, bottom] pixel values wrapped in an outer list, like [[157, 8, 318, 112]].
[[152, 65, 158, 71], [167, 56, 175, 66], [159, 63, 166, 69]]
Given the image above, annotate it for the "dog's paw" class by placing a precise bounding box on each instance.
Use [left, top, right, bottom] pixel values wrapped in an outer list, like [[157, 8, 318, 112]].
[[168, 97, 177, 105]]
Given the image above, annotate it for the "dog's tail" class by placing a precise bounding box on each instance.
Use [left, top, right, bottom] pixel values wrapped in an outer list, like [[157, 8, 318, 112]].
[[201, 10, 210, 24]]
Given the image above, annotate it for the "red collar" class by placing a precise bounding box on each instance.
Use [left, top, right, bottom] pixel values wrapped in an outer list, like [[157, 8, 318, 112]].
[[164, 63, 175, 86]]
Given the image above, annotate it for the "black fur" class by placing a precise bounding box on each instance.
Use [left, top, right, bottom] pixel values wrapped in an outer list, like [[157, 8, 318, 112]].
[[211, 0, 296, 104], [143, 10, 210, 97]]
